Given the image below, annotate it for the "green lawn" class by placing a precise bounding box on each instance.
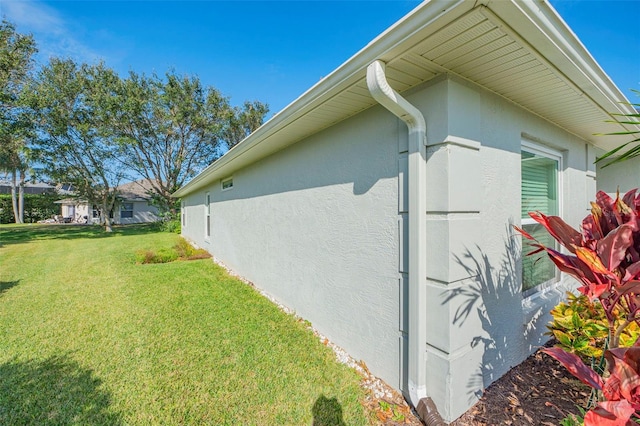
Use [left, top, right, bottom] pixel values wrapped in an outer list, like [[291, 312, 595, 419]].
[[0, 224, 370, 425]]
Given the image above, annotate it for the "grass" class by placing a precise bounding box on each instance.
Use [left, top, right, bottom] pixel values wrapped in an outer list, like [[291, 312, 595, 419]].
[[0, 224, 370, 425]]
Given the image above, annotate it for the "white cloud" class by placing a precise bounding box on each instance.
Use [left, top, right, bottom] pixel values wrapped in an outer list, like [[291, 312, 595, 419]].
[[1, 0, 103, 64]]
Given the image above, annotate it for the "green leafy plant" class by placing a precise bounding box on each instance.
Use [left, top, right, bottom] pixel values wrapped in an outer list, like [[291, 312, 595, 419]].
[[135, 238, 210, 264], [517, 190, 640, 349], [596, 90, 640, 167], [135, 248, 178, 264], [560, 407, 587, 426], [517, 189, 640, 424], [548, 293, 640, 360]]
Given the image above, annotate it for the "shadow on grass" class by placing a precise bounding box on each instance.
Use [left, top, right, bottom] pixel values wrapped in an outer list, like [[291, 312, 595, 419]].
[[0, 355, 122, 425], [0, 223, 160, 246], [0, 280, 19, 296], [312, 395, 346, 426]]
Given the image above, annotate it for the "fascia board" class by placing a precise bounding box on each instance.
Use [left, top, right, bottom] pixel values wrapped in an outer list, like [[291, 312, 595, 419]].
[[487, 0, 636, 125]]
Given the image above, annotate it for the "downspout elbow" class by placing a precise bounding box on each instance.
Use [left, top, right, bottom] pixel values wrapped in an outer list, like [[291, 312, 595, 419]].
[[366, 60, 426, 138]]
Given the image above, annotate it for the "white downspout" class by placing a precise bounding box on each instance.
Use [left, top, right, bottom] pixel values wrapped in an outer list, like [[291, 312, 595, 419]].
[[367, 61, 443, 424]]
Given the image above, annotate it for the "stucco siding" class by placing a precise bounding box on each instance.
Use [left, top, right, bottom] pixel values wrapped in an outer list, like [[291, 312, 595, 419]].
[[182, 106, 403, 388], [404, 77, 596, 419], [597, 155, 640, 195]]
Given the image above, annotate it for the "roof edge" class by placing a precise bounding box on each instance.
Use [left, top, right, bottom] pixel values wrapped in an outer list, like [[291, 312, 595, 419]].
[[172, 0, 470, 198]]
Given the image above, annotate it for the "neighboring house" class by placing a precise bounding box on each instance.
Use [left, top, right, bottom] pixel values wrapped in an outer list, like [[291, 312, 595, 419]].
[[173, 1, 635, 423], [55, 179, 160, 224], [0, 180, 57, 195], [115, 179, 160, 225]]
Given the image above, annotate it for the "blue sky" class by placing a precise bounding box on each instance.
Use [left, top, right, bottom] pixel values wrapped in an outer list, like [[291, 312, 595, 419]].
[[1, 0, 639, 116]]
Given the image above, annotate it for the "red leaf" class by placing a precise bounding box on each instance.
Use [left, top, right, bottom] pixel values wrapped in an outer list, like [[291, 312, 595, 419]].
[[622, 189, 638, 211], [584, 401, 636, 426], [576, 246, 611, 276], [514, 225, 535, 241], [584, 214, 604, 241], [529, 212, 582, 252], [597, 225, 634, 271], [607, 355, 640, 401], [624, 262, 640, 281], [618, 281, 640, 297], [542, 346, 603, 390]]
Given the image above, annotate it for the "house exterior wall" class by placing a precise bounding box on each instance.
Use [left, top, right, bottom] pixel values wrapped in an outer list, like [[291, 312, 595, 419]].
[[597, 155, 640, 195], [61, 202, 89, 221], [182, 105, 406, 389], [180, 75, 598, 422], [410, 77, 596, 420], [117, 201, 159, 225]]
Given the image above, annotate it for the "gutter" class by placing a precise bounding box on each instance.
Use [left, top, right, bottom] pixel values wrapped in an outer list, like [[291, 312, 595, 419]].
[[366, 60, 445, 426]]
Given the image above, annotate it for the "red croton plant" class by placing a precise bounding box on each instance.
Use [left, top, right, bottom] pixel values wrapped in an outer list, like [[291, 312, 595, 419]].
[[517, 189, 640, 425]]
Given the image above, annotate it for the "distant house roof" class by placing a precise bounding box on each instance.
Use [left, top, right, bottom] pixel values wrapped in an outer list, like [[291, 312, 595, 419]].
[[0, 180, 57, 195], [173, 0, 638, 198], [117, 179, 157, 202]]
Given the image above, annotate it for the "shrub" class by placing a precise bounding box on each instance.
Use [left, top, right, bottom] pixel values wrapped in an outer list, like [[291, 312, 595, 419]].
[[173, 238, 210, 260], [162, 219, 181, 234], [135, 238, 209, 264], [135, 248, 178, 264], [517, 189, 640, 425], [548, 293, 640, 360]]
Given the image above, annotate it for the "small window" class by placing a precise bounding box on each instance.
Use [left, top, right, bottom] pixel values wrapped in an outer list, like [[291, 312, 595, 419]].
[[521, 141, 562, 294], [221, 177, 233, 190], [205, 192, 211, 239], [121, 202, 134, 219], [181, 201, 186, 227]]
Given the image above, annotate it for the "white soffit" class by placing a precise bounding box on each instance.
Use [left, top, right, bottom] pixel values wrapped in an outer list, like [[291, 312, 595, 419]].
[[174, 0, 634, 197]]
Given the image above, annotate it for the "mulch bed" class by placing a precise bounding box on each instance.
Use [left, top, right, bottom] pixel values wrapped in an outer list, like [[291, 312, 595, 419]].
[[372, 340, 591, 425], [450, 341, 590, 425]]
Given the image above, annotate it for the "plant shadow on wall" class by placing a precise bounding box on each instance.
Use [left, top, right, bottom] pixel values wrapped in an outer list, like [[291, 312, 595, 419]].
[[0, 355, 123, 425], [446, 224, 549, 403]]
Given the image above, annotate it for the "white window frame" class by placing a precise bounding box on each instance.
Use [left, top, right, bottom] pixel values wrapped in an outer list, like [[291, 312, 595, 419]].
[[205, 192, 211, 240], [181, 200, 186, 227], [521, 139, 563, 297], [221, 177, 234, 191]]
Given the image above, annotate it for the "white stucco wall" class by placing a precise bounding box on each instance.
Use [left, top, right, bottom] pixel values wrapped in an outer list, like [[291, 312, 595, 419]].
[[182, 105, 404, 389], [597, 155, 640, 195], [407, 77, 595, 420], [180, 75, 598, 422]]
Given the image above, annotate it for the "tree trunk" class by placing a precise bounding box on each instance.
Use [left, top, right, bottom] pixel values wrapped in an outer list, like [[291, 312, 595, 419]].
[[10, 169, 19, 224], [18, 169, 25, 224], [102, 201, 113, 233]]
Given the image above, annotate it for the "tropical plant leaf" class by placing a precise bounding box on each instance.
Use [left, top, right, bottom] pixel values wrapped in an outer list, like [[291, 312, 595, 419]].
[[584, 400, 635, 426], [528, 211, 582, 252], [597, 225, 634, 271], [542, 346, 603, 390]]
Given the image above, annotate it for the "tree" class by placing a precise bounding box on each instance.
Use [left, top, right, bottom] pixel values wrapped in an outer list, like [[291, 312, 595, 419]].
[[105, 71, 268, 215], [0, 20, 37, 224], [223, 100, 269, 150], [28, 58, 125, 232]]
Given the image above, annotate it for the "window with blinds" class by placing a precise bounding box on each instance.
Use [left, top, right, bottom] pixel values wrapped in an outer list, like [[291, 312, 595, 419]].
[[521, 142, 561, 293]]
